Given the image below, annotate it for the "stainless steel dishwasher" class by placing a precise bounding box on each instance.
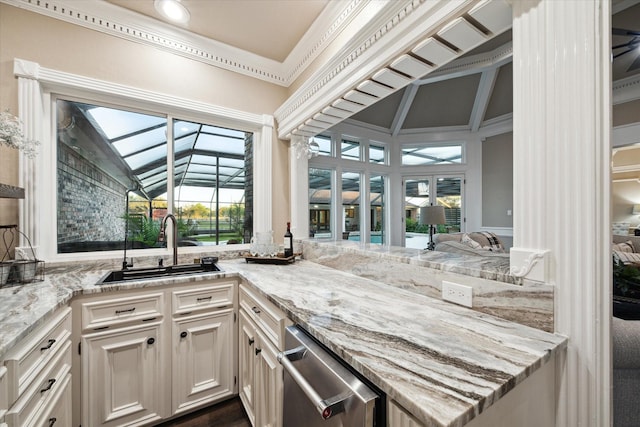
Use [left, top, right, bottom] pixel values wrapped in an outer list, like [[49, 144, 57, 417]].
[[278, 325, 384, 427]]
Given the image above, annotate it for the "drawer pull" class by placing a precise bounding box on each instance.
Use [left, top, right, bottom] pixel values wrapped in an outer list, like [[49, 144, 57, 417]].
[[142, 317, 157, 322], [197, 296, 213, 302], [40, 339, 56, 351], [147, 337, 156, 345], [40, 378, 56, 393], [115, 307, 136, 314], [251, 306, 261, 314], [48, 417, 57, 427], [180, 331, 188, 338]]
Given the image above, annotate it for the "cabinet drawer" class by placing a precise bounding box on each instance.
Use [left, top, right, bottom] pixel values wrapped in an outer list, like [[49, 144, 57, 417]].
[[4, 308, 71, 404], [33, 372, 71, 427], [81, 292, 164, 331], [5, 341, 71, 427], [239, 285, 288, 350], [172, 281, 235, 315]]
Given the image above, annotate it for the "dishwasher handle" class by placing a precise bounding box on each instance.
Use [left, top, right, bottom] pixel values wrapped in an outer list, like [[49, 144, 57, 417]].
[[278, 346, 352, 420]]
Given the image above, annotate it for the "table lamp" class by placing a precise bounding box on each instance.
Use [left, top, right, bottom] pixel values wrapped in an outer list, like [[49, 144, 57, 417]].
[[423, 205, 446, 250]]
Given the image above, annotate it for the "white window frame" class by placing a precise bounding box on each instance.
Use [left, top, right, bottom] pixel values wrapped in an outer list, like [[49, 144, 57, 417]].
[[14, 58, 274, 262]]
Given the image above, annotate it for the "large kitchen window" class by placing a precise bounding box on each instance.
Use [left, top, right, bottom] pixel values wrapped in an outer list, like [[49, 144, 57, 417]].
[[56, 99, 252, 254]]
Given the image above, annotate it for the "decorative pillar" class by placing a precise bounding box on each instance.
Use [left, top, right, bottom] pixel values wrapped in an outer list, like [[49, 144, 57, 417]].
[[13, 59, 44, 259], [253, 115, 274, 233], [511, 1, 611, 425], [289, 135, 310, 240]]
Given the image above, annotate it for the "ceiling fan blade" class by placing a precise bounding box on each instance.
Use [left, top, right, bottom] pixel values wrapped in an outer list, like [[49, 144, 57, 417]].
[[613, 27, 640, 36], [628, 55, 640, 72]]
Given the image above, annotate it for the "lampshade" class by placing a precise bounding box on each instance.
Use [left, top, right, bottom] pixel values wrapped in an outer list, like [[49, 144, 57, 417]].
[[422, 205, 446, 225], [633, 204, 640, 214]]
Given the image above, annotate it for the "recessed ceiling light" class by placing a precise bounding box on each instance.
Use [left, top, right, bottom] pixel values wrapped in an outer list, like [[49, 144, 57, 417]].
[[154, 0, 190, 24]]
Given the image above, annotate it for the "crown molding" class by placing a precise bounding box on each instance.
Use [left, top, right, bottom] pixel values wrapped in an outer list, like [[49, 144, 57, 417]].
[[613, 73, 640, 105], [1, 0, 363, 87]]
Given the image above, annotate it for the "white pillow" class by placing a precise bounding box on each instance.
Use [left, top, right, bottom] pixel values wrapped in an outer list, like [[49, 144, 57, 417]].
[[461, 233, 482, 249]]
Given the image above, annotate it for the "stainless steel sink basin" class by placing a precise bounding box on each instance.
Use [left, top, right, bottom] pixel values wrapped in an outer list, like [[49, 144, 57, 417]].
[[97, 262, 222, 285]]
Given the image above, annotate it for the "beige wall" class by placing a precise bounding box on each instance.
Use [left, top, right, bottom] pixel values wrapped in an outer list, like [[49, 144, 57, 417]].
[[613, 99, 640, 127], [482, 132, 513, 228], [0, 3, 291, 241]]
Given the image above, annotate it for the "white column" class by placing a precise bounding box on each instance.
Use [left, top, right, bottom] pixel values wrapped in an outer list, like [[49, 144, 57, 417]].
[[14, 59, 44, 259], [253, 115, 274, 233], [289, 139, 310, 240], [512, 1, 611, 426]]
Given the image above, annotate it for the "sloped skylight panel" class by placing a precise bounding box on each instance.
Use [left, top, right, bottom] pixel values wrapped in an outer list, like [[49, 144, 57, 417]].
[[191, 154, 218, 166], [201, 125, 245, 139], [187, 164, 216, 174], [112, 127, 167, 157], [174, 121, 200, 139], [219, 158, 245, 168], [185, 172, 215, 181], [217, 166, 241, 177], [141, 171, 167, 186], [175, 134, 197, 153], [195, 134, 245, 155], [88, 107, 165, 140], [138, 164, 166, 180], [124, 144, 167, 170]]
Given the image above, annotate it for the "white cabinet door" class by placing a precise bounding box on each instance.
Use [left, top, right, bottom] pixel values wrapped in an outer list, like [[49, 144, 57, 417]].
[[82, 323, 165, 427], [172, 308, 234, 416], [238, 310, 256, 426], [255, 329, 282, 427]]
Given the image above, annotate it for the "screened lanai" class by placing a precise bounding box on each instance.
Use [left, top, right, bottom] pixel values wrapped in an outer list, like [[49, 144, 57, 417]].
[[56, 99, 252, 253]]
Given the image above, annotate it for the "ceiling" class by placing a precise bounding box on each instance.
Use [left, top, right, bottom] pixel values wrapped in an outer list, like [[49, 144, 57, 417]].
[[105, 0, 329, 62], [105, 0, 640, 135]]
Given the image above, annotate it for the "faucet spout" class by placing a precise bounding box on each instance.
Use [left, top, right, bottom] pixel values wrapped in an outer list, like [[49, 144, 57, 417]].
[[161, 214, 179, 266]]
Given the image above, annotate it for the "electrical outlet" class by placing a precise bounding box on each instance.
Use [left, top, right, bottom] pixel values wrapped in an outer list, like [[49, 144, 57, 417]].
[[442, 281, 473, 307]]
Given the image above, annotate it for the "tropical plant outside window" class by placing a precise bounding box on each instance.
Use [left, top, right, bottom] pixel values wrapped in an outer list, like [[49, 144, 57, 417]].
[[56, 99, 252, 254]]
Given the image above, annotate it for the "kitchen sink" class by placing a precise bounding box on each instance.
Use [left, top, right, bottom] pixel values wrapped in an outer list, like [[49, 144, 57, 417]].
[[97, 262, 221, 285]]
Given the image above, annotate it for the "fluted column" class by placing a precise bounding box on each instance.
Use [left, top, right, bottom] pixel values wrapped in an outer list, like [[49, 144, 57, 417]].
[[253, 115, 274, 233], [14, 59, 43, 258], [512, 1, 611, 425], [289, 137, 310, 240]]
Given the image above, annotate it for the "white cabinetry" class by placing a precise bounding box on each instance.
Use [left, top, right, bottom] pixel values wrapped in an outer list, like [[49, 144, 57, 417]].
[[80, 292, 165, 427], [2, 307, 72, 427], [387, 399, 425, 427], [238, 284, 290, 427], [82, 323, 165, 427], [171, 282, 236, 416], [74, 278, 237, 427]]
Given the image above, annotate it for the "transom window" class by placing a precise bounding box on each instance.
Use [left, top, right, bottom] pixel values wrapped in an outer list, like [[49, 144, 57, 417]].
[[401, 143, 463, 166]]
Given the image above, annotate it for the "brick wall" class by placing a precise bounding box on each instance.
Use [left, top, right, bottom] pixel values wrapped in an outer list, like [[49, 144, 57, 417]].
[[57, 143, 127, 244]]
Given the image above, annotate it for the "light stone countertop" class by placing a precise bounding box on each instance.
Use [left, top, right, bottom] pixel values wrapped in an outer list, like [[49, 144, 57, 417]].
[[0, 257, 566, 427]]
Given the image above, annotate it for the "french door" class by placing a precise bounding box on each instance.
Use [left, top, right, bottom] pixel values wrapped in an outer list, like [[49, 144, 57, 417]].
[[402, 175, 464, 248]]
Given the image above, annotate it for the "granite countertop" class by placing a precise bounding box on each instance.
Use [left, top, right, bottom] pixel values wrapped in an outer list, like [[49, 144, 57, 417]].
[[0, 257, 566, 427]]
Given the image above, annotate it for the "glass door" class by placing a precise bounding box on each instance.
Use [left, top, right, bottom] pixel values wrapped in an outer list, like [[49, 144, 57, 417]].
[[403, 175, 463, 248]]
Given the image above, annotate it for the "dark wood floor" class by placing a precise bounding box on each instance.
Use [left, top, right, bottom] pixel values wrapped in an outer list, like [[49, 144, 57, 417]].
[[156, 397, 251, 427]]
